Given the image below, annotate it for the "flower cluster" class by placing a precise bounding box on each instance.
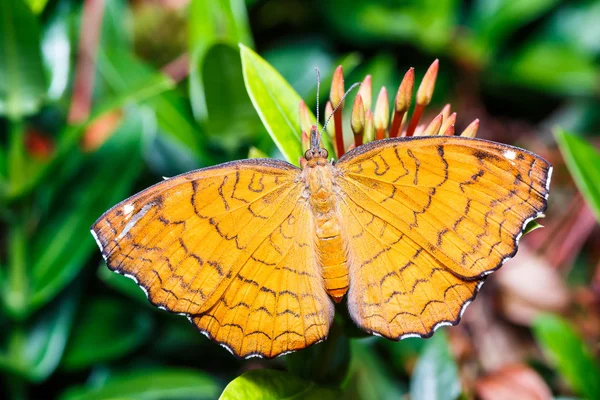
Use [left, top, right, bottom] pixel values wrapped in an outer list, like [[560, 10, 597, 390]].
[[299, 60, 480, 157]]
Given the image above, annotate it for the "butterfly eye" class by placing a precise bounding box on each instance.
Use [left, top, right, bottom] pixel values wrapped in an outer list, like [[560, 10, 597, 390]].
[[304, 150, 314, 160], [319, 149, 328, 159]]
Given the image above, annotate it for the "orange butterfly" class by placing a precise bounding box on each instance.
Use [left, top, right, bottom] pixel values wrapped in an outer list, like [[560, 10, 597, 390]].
[[91, 123, 551, 358]]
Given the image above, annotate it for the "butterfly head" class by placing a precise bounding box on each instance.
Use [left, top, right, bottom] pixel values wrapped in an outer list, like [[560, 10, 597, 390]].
[[303, 125, 328, 167]]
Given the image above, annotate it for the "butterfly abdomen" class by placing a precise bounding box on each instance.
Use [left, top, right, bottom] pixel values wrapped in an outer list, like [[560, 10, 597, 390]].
[[305, 164, 349, 302], [318, 232, 349, 303]]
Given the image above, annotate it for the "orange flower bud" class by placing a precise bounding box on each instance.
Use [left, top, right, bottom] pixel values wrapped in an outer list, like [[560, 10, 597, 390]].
[[351, 94, 365, 137], [364, 109, 375, 143], [374, 87, 389, 131], [416, 59, 439, 106], [299, 100, 312, 134], [421, 113, 443, 136], [461, 119, 480, 138], [358, 74, 372, 111], [330, 65, 345, 108], [395, 68, 414, 114], [440, 112, 456, 136]]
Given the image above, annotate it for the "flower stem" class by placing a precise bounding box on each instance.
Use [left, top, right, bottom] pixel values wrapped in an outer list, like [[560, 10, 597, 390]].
[[334, 110, 344, 157], [406, 104, 424, 137]]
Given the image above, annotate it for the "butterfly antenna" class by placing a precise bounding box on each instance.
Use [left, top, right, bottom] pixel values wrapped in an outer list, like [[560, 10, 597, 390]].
[[321, 81, 361, 135], [315, 67, 321, 125]]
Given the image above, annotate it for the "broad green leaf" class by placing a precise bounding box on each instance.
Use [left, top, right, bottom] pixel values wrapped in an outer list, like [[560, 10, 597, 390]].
[[61, 297, 153, 370], [410, 331, 461, 400], [346, 340, 406, 399], [0, 285, 79, 382], [219, 369, 339, 400], [0, 0, 47, 119], [202, 43, 264, 153], [26, 109, 145, 314], [240, 45, 334, 164], [60, 369, 220, 400], [500, 42, 599, 96], [555, 130, 600, 222], [189, 0, 253, 120], [533, 314, 600, 400]]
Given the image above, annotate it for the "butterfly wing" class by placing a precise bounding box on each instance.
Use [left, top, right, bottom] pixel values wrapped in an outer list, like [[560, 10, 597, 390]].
[[92, 159, 334, 358], [336, 136, 550, 338]]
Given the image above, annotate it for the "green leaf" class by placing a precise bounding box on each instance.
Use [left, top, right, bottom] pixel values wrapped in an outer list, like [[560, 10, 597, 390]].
[[346, 340, 407, 399], [202, 43, 264, 153], [61, 297, 153, 370], [555, 130, 600, 222], [60, 368, 220, 400], [410, 331, 461, 400], [0, 0, 47, 119], [219, 369, 339, 400], [189, 0, 253, 120], [0, 285, 79, 382], [240, 44, 334, 164], [26, 109, 145, 314], [523, 220, 543, 235], [533, 314, 600, 400]]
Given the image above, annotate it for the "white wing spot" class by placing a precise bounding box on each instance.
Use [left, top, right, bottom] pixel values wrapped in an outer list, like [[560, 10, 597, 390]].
[[117, 203, 155, 240], [503, 150, 516, 160], [123, 203, 135, 216]]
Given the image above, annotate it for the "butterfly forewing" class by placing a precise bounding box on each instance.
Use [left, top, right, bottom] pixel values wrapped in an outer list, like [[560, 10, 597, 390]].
[[336, 136, 550, 339], [92, 158, 333, 358]]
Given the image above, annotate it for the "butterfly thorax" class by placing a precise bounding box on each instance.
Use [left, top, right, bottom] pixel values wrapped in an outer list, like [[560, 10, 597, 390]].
[[303, 154, 349, 303]]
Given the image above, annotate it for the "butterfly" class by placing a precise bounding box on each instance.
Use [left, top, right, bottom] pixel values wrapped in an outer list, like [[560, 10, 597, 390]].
[[91, 125, 551, 358]]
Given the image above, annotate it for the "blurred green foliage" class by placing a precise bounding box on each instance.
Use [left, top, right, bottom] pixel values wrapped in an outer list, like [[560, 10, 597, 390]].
[[1, 0, 600, 399]]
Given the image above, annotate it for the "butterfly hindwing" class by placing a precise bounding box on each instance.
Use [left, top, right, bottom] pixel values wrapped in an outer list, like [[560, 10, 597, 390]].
[[190, 200, 334, 358], [92, 159, 333, 358], [336, 136, 550, 338], [338, 193, 483, 338]]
